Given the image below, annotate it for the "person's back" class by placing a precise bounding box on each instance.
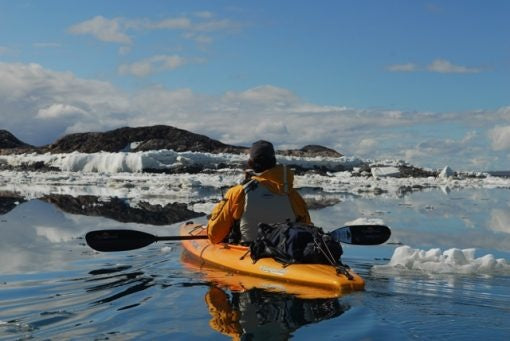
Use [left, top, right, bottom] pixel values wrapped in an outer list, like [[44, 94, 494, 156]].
[[207, 140, 310, 244], [240, 164, 295, 243]]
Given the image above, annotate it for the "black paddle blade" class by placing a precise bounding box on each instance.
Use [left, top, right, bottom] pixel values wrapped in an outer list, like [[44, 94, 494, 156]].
[[86, 229, 157, 252], [330, 225, 391, 245]]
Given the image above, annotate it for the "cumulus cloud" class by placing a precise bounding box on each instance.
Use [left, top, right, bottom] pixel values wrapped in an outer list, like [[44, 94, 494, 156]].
[[427, 59, 482, 74], [68, 13, 241, 48], [68, 16, 132, 44], [0, 61, 508, 170], [358, 138, 378, 150], [0, 62, 129, 144], [386, 59, 482, 74], [489, 125, 510, 150], [118, 55, 191, 77], [425, 131, 477, 149], [37, 103, 88, 119]]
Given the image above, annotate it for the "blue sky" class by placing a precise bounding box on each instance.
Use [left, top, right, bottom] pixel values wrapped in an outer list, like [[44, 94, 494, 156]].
[[0, 0, 509, 170]]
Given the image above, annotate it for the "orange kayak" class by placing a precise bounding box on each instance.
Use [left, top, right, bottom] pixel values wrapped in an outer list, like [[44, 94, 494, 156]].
[[180, 223, 365, 298]]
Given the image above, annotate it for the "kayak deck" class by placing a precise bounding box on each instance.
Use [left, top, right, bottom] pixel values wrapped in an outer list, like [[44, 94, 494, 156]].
[[180, 223, 365, 298]]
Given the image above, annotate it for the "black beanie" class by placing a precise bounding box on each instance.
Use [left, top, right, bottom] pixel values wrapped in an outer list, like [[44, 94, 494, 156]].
[[249, 140, 276, 172]]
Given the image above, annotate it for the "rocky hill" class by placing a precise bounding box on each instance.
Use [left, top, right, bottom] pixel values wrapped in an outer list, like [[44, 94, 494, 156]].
[[0, 130, 32, 150], [43, 125, 248, 154], [0, 125, 343, 157], [280, 145, 342, 158]]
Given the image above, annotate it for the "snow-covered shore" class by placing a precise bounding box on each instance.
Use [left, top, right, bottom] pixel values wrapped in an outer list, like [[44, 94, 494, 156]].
[[0, 149, 366, 173], [1, 149, 509, 214]]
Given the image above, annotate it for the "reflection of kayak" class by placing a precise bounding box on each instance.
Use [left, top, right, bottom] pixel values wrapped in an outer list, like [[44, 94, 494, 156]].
[[203, 285, 349, 339], [180, 223, 365, 298]]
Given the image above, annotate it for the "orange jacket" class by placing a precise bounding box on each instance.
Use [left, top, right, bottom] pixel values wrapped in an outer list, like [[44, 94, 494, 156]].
[[207, 165, 311, 244]]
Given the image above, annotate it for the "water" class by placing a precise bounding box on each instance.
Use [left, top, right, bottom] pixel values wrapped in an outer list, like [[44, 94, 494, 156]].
[[1, 188, 510, 340]]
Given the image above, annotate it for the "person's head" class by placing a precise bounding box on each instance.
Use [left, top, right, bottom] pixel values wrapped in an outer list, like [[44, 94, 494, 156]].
[[248, 140, 276, 173]]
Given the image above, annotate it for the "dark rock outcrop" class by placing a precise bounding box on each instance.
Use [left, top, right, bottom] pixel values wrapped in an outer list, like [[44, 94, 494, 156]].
[[0, 130, 33, 150], [41, 194, 204, 225], [0, 161, 60, 172], [0, 126, 343, 160], [0, 192, 26, 215], [43, 125, 248, 154], [398, 165, 438, 178], [279, 145, 342, 158]]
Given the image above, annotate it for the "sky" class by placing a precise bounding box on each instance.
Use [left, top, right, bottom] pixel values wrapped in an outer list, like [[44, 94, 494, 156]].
[[0, 0, 509, 171]]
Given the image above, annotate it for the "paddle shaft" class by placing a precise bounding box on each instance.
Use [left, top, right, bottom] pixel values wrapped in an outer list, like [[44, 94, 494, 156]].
[[157, 235, 208, 241], [86, 224, 390, 252]]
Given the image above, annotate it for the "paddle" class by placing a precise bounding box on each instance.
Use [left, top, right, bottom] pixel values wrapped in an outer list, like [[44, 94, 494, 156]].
[[329, 224, 391, 245], [85, 229, 208, 252], [86, 224, 391, 252]]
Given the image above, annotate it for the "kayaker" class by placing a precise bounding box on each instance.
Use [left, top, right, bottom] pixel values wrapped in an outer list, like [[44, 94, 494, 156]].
[[207, 140, 311, 244]]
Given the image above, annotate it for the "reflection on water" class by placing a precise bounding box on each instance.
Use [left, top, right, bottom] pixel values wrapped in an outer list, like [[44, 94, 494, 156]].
[[85, 265, 154, 308], [41, 194, 204, 225], [363, 266, 510, 340], [312, 188, 510, 258], [0, 192, 26, 215], [205, 286, 348, 340], [1, 188, 510, 339]]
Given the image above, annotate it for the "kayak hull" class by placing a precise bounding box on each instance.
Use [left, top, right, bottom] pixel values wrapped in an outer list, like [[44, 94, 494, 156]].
[[180, 223, 365, 298]]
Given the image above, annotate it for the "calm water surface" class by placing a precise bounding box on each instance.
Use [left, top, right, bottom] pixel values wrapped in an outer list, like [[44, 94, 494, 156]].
[[1, 188, 510, 340]]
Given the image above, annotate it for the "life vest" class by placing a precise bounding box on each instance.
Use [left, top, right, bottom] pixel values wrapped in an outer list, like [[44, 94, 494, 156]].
[[239, 165, 295, 243]]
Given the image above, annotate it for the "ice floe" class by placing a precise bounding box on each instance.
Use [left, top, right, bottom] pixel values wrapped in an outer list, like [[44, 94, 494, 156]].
[[373, 246, 510, 275], [1, 150, 509, 208]]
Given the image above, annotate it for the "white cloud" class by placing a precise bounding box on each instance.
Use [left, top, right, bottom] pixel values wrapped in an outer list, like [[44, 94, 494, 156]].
[[398, 131, 481, 168], [37, 103, 88, 119], [0, 62, 129, 144], [359, 138, 378, 150], [1, 62, 508, 170], [225, 85, 299, 105], [68, 14, 241, 48], [118, 55, 190, 77], [183, 32, 214, 45], [489, 125, 510, 150], [496, 106, 510, 120], [427, 59, 482, 74], [68, 16, 132, 44], [386, 59, 483, 74]]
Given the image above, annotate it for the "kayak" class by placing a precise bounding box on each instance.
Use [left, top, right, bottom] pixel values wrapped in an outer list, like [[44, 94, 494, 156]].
[[180, 223, 365, 298]]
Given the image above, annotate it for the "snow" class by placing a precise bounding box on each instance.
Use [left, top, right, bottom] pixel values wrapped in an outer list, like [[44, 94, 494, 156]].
[[371, 166, 401, 178], [0, 150, 366, 173], [1, 150, 509, 210], [439, 166, 455, 178], [373, 246, 510, 275]]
